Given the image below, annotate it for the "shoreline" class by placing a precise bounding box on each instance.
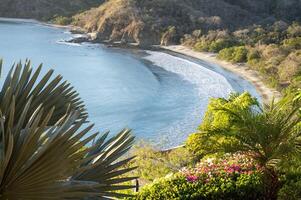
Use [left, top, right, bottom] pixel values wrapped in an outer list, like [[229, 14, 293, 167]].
[[161, 45, 281, 103], [0, 17, 280, 103], [0, 18, 280, 149]]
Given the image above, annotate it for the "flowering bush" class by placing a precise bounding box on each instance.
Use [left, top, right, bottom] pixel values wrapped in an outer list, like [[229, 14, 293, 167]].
[[132, 154, 264, 200], [180, 153, 262, 184]]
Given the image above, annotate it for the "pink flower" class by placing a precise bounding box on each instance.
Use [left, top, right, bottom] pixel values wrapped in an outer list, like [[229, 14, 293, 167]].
[[226, 168, 235, 173], [180, 153, 260, 183], [186, 175, 198, 183]]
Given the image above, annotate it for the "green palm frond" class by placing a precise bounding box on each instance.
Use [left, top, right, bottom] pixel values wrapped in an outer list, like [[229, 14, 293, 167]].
[[209, 92, 301, 167], [0, 60, 87, 125], [0, 60, 137, 199]]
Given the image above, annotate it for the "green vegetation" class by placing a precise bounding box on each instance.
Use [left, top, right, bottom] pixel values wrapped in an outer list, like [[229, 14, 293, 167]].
[[186, 93, 257, 159], [126, 143, 194, 183], [194, 38, 238, 53], [1, 0, 301, 198], [195, 92, 301, 199], [161, 26, 177, 46], [193, 30, 239, 52], [52, 15, 72, 25], [277, 160, 301, 200], [283, 37, 301, 49], [0, 60, 136, 199], [70, 0, 301, 46], [183, 21, 301, 91], [129, 91, 301, 200], [135, 172, 263, 200], [1, 0, 301, 51], [218, 46, 248, 63], [130, 154, 264, 200], [0, 60, 300, 199]]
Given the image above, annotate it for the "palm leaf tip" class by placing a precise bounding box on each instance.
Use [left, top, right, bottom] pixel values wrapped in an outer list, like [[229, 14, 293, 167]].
[[0, 60, 87, 126], [0, 60, 137, 199]]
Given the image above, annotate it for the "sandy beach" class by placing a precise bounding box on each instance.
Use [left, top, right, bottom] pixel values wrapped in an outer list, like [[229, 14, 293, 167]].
[[161, 45, 281, 103]]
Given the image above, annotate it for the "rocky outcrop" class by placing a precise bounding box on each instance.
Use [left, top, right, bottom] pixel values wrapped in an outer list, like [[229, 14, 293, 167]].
[[66, 31, 101, 44], [72, 0, 156, 46], [67, 36, 89, 43]]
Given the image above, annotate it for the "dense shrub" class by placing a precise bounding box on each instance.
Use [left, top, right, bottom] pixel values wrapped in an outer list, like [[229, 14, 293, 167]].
[[52, 15, 72, 25], [194, 39, 238, 53], [287, 22, 301, 38], [277, 155, 301, 200], [186, 93, 258, 158], [283, 37, 301, 50], [185, 133, 217, 159], [209, 39, 238, 52], [185, 133, 231, 160], [278, 180, 301, 200], [193, 30, 238, 53], [132, 154, 264, 200], [288, 76, 301, 90], [218, 46, 248, 63], [191, 91, 301, 199], [278, 50, 301, 82], [194, 40, 210, 52], [247, 48, 260, 61], [278, 168, 301, 200], [183, 21, 301, 90], [161, 26, 177, 46], [127, 143, 195, 182], [200, 92, 258, 133], [246, 48, 262, 69]]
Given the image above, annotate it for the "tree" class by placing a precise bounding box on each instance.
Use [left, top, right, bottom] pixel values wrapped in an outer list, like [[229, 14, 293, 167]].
[[218, 46, 248, 63], [186, 92, 258, 159], [198, 92, 301, 200], [287, 22, 301, 38], [0, 60, 137, 199]]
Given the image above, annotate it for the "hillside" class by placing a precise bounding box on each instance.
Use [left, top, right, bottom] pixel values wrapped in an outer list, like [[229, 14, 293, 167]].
[[1, 0, 300, 46], [71, 0, 301, 46], [72, 0, 261, 46], [0, 0, 103, 20]]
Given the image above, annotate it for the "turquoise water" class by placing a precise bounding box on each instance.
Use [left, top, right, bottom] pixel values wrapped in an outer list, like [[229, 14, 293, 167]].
[[0, 18, 259, 148]]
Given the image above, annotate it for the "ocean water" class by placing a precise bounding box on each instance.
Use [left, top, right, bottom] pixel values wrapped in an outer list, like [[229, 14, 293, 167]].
[[0, 18, 260, 148]]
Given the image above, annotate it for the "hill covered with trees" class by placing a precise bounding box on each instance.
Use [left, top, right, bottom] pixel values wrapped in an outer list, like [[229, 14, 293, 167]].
[[71, 0, 260, 46], [1, 0, 300, 46], [70, 0, 301, 46], [0, 0, 103, 20], [182, 20, 301, 91]]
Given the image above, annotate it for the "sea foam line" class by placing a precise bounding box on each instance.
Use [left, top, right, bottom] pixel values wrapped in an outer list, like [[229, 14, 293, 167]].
[[141, 51, 234, 148], [143, 51, 234, 98]]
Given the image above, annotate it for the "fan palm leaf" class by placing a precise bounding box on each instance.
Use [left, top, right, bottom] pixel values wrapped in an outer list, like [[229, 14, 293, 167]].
[[0, 60, 87, 125], [0, 60, 137, 199]]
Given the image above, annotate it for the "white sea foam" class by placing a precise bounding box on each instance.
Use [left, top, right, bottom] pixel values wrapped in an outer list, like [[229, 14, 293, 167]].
[[56, 40, 82, 46], [144, 50, 234, 99], [72, 33, 88, 38], [142, 51, 234, 148]]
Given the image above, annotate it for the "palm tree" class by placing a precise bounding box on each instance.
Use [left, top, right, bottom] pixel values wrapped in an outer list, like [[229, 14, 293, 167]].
[[0, 60, 137, 199], [200, 92, 301, 200]]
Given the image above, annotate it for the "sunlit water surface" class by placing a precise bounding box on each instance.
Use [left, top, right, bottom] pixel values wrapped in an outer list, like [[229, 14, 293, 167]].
[[0, 19, 260, 148]]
